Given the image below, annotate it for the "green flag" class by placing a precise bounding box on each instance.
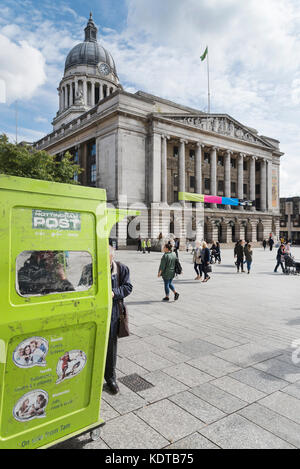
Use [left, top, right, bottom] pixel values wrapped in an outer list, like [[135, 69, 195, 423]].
[[200, 46, 208, 62]]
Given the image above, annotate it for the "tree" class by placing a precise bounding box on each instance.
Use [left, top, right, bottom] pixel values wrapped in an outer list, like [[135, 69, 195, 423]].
[[0, 134, 82, 184]]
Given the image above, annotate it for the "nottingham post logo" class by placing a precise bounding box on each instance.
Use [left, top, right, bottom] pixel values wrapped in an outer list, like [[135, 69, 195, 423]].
[[32, 210, 81, 231]]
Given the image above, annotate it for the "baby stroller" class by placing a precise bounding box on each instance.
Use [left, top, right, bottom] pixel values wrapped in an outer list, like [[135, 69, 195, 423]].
[[284, 254, 300, 275]]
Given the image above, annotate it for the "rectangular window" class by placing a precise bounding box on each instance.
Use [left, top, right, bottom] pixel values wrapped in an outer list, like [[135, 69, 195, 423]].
[[218, 156, 224, 166], [174, 191, 178, 203], [231, 182, 237, 194], [190, 176, 195, 189], [243, 161, 248, 171], [256, 162, 261, 172], [243, 184, 248, 196], [173, 146, 179, 158], [204, 153, 210, 164], [90, 163, 96, 184], [256, 184, 261, 195], [231, 158, 236, 169], [189, 149, 195, 159], [205, 178, 210, 191], [174, 173, 178, 187], [16, 251, 93, 297], [218, 180, 224, 192]]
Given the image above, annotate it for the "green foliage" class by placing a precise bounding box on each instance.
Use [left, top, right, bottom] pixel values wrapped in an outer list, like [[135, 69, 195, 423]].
[[0, 134, 82, 184]]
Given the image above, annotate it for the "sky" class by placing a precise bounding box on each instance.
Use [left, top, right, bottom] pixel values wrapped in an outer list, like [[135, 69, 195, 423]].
[[0, 0, 299, 197]]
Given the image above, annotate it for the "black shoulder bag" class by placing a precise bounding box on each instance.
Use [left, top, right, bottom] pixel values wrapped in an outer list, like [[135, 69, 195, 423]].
[[116, 262, 130, 338]]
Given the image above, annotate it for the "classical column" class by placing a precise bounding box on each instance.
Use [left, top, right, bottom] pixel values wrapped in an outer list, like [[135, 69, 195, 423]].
[[149, 133, 162, 204], [237, 153, 244, 210], [91, 81, 95, 106], [75, 79, 78, 97], [179, 140, 186, 204], [195, 142, 203, 195], [69, 82, 74, 106], [83, 79, 87, 106], [250, 156, 256, 211], [224, 150, 231, 210], [64, 86, 68, 109], [100, 84, 103, 101], [161, 136, 168, 203], [260, 159, 267, 212], [210, 147, 217, 208], [59, 88, 62, 112], [267, 160, 272, 212]]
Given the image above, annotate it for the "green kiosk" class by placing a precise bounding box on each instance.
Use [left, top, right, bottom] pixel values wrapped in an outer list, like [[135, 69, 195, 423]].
[[0, 175, 136, 449]]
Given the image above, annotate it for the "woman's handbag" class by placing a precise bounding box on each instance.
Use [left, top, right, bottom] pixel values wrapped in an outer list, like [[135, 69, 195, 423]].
[[116, 262, 130, 338], [118, 301, 130, 338], [205, 264, 212, 273]]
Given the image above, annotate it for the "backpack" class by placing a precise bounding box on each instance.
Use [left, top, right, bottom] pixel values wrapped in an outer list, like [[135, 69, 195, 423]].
[[174, 257, 183, 275]]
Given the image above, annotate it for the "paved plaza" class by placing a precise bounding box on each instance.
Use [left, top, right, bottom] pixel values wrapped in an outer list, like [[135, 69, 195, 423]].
[[56, 247, 300, 449]]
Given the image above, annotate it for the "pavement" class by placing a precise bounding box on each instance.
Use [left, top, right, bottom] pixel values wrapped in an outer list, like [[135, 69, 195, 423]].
[[55, 246, 300, 449]]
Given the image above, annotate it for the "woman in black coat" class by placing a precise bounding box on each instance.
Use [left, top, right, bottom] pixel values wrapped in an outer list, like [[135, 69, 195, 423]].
[[201, 242, 211, 283]]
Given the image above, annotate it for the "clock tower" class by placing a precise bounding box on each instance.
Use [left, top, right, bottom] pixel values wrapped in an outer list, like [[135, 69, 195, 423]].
[[52, 13, 122, 131]]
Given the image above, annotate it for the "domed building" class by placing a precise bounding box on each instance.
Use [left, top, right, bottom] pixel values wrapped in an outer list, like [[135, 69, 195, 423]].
[[36, 14, 283, 248], [53, 13, 121, 130]]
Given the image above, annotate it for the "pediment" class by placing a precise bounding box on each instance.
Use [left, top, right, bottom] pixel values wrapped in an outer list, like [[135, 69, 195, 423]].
[[157, 113, 274, 149]]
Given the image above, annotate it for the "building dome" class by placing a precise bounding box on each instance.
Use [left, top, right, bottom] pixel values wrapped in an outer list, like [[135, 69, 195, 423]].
[[64, 13, 117, 75], [65, 42, 116, 73]]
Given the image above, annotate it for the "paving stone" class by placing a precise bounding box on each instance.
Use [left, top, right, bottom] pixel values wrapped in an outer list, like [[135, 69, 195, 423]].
[[230, 367, 289, 394], [239, 403, 300, 448], [164, 363, 214, 387], [187, 355, 241, 378], [199, 414, 294, 449], [143, 334, 180, 349], [170, 338, 224, 358], [191, 382, 248, 414], [116, 356, 148, 375], [137, 371, 188, 403], [254, 358, 300, 383], [170, 391, 226, 424], [102, 382, 146, 415], [117, 338, 153, 357], [281, 382, 300, 399], [101, 413, 168, 449], [259, 392, 300, 425], [136, 399, 203, 443], [165, 432, 219, 449], [149, 346, 191, 364], [126, 351, 174, 372], [201, 334, 241, 349], [211, 376, 266, 403], [215, 343, 282, 367], [130, 324, 166, 338], [100, 400, 120, 422]]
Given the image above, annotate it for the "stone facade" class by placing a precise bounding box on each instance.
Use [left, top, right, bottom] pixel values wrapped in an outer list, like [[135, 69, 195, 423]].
[[34, 16, 283, 249], [280, 197, 300, 244]]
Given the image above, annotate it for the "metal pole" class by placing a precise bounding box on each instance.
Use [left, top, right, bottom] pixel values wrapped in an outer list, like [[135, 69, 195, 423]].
[[15, 101, 18, 144], [207, 50, 211, 114]]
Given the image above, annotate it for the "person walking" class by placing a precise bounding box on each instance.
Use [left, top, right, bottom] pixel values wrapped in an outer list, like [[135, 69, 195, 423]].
[[274, 244, 286, 273], [201, 241, 211, 283], [174, 238, 180, 258], [147, 238, 152, 254], [193, 242, 202, 280], [215, 242, 221, 264], [269, 236, 274, 251], [137, 236, 142, 252], [158, 244, 180, 302], [244, 243, 253, 274], [263, 239, 267, 251], [142, 239, 146, 254], [235, 240, 245, 273]]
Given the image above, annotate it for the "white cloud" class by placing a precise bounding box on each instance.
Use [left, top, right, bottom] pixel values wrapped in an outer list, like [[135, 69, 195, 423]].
[[101, 0, 300, 196], [0, 34, 46, 103]]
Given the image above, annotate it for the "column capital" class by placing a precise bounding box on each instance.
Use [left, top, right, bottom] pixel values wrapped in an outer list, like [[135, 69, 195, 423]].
[[196, 141, 204, 148], [226, 149, 233, 156], [179, 138, 188, 144], [211, 146, 218, 152], [239, 152, 246, 158], [161, 135, 170, 140]]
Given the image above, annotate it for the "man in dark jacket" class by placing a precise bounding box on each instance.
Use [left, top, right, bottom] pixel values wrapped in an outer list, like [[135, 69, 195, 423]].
[[106, 247, 133, 393], [274, 244, 285, 273], [79, 246, 133, 394], [234, 240, 245, 273]]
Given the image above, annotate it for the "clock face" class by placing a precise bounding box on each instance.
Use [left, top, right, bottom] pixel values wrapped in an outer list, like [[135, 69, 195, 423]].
[[99, 63, 110, 76]]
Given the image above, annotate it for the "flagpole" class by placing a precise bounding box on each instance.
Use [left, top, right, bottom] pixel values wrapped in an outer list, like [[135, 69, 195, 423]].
[[207, 49, 211, 114]]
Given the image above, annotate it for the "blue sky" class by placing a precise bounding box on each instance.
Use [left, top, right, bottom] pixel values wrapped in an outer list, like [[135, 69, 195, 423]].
[[0, 0, 300, 196]]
